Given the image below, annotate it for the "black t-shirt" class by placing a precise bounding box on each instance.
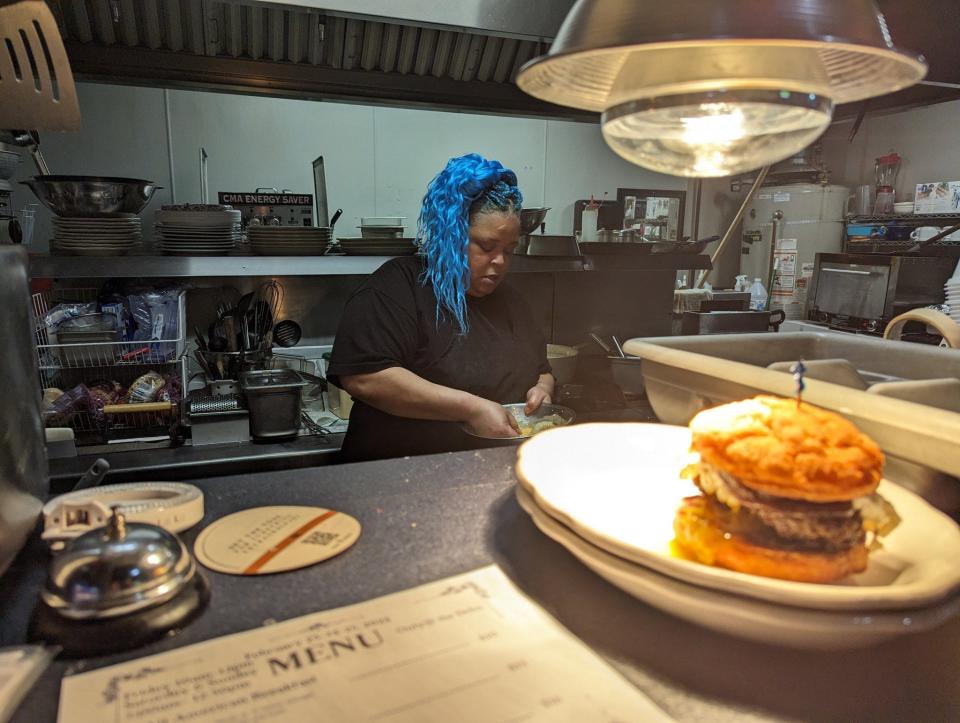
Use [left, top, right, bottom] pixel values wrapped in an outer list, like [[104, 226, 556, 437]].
[[327, 256, 550, 461]]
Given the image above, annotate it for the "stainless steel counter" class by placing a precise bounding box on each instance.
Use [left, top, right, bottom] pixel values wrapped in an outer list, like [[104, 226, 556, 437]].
[[4, 446, 957, 722]]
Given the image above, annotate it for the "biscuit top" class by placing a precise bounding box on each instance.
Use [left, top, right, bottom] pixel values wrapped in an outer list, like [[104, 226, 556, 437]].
[[689, 396, 884, 502]]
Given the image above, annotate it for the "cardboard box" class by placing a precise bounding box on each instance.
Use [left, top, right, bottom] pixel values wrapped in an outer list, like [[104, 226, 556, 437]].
[[914, 181, 960, 214]]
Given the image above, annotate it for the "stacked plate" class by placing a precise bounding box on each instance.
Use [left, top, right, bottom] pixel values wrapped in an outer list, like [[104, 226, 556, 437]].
[[514, 423, 960, 649], [51, 214, 142, 256], [247, 226, 332, 256], [946, 266, 960, 322], [154, 206, 241, 255], [360, 216, 405, 240], [336, 237, 418, 256]]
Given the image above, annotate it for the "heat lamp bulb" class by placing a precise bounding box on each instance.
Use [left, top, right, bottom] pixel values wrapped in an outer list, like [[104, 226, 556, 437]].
[[601, 90, 834, 178]]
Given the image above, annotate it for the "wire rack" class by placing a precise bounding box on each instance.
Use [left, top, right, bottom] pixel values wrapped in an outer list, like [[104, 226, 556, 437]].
[[34, 289, 187, 374], [33, 287, 187, 445]]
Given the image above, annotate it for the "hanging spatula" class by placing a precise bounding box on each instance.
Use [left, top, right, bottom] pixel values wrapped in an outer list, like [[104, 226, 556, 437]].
[[0, 0, 80, 130]]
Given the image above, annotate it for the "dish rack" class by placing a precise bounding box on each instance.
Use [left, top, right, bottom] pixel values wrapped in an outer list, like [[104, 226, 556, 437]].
[[32, 288, 188, 445]]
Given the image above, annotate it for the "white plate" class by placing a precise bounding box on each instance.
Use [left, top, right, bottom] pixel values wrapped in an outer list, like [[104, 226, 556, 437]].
[[156, 245, 236, 252], [53, 234, 143, 244], [515, 485, 960, 649], [155, 240, 235, 246], [156, 227, 239, 235], [250, 239, 330, 249], [249, 240, 329, 247], [515, 423, 960, 611], [155, 210, 241, 226], [156, 228, 240, 236], [156, 241, 235, 246], [51, 215, 138, 223], [53, 222, 141, 230], [248, 234, 331, 241], [55, 228, 142, 235], [154, 243, 236, 251], [53, 245, 137, 251], [251, 248, 328, 256]]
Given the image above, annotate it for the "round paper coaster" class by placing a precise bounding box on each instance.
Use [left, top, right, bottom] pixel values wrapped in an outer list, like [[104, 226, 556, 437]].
[[194, 505, 361, 575]]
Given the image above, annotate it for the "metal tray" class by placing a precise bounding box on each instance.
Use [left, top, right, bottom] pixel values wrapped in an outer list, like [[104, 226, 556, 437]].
[[622, 332, 960, 478]]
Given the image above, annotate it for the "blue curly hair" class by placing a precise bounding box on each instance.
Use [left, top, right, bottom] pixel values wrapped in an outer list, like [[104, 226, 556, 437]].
[[417, 153, 523, 334]]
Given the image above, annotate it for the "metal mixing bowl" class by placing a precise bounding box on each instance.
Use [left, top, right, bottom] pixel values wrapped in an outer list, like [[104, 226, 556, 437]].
[[519, 207, 550, 235], [22, 175, 160, 216]]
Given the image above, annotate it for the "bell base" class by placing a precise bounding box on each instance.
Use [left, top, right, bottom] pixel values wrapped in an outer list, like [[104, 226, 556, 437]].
[[28, 572, 210, 658]]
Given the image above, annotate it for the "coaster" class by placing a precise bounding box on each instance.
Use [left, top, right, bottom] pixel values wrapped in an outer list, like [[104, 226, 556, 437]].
[[194, 506, 361, 575]]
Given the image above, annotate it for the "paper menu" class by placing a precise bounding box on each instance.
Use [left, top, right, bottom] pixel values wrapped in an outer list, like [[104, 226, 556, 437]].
[[58, 566, 672, 723]]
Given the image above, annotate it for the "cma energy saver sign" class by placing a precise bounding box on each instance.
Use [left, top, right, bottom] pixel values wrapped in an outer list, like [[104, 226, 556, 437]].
[[219, 192, 312, 206]]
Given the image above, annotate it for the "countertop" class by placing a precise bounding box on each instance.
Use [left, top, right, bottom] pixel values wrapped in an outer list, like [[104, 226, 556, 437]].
[[3, 446, 958, 722], [47, 433, 344, 493]]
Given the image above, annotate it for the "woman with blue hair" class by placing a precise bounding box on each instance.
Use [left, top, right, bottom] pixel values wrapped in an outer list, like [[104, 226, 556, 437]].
[[327, 153, 554, 462]]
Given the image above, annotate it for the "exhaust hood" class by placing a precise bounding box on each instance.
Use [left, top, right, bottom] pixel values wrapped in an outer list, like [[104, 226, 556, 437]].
[[41, 0, 960, 120], [46, 0, 588, 119]]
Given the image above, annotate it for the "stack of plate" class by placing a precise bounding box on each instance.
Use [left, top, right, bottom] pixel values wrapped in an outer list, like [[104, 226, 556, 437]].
[[946, 268, 960, 323], [154, 207, 241, 255], [247, 226, 332, 256], [360, 217, 405, 240], [514, 423, 960, 650], [336, 237, 418, 256], [51, 215, 142, 256]]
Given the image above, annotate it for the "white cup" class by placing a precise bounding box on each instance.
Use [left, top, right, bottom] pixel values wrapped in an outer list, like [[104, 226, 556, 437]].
[[910, 226, 942, 242]]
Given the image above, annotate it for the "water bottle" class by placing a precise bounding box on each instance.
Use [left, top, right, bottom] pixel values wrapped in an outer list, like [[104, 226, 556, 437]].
[[749, 278, 768, 311]]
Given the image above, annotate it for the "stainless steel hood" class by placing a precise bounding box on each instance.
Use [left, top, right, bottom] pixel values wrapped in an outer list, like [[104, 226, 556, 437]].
[[46, 0, 589, 119], [43, 0, 960, 120], [259, 0, 576, 40]]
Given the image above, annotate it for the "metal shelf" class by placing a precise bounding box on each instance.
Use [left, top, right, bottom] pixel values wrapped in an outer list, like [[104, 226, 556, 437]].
[[29, 253, 710, 279], [847, 213, 960, 223], [30, 254, 396, 279]]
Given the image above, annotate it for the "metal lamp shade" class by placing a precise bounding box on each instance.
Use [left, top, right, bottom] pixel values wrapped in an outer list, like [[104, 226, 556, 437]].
[[517, 0, 927, 111], [516, 0, 927, 177]]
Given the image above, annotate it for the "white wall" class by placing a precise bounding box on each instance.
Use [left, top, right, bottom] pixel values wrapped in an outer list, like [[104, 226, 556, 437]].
[[820, 98, 960, 200], [13, 82, 687, 248]]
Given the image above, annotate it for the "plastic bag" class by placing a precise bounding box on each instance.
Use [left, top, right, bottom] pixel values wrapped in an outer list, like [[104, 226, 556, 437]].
[[43, 302, 98, 343], [126, 371, 165, 403], [156, 375, 182, 404]]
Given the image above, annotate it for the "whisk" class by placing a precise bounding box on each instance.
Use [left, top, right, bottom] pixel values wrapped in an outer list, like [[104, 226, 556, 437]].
[[246, 280, 284, 349]]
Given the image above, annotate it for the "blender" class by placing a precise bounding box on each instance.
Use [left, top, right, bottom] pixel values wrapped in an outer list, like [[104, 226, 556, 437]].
[[874, 152, 901, 215]]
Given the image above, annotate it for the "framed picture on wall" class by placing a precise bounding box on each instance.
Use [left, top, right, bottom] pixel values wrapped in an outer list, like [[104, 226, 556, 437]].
[[616, 188, 686, 241]]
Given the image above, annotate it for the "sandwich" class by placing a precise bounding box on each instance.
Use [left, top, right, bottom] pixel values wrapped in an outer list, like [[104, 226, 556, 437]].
[[674, 395, 900, 583]]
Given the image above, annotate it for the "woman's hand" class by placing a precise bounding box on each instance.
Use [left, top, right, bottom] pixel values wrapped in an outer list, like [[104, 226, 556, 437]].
[[466, 397, 520, 438], [524, 374, 555, 414]]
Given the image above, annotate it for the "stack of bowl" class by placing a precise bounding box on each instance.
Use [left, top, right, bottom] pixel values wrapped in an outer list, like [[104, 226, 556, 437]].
[[22, 176, 158, 256]]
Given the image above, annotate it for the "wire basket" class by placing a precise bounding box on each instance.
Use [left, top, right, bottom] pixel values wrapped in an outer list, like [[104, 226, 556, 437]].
[[34, 289, 187, 371], [34, 287, 187, 446], [44, 401, 177, 445]]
